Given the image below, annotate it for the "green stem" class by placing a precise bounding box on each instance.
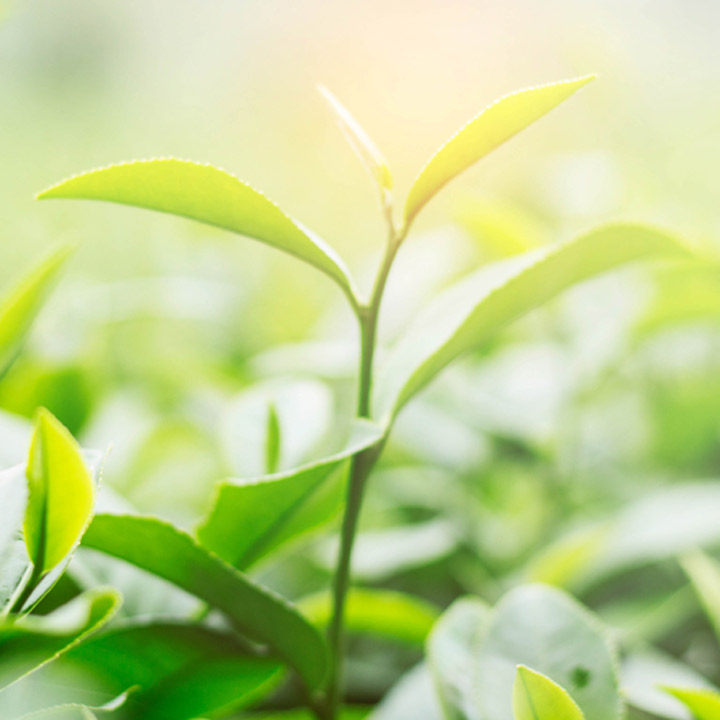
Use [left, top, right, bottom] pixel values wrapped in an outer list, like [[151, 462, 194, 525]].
[[323, 224, 405, 719]]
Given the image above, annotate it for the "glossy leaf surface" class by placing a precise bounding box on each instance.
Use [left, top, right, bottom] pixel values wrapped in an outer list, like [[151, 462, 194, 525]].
[[82, 513, 327, 688], [404, 76, 594, 225], [198, 421, 383, 569], [38, 160, 356, 300], [513, 666, 585, 720], [24, 410, 95, 574]]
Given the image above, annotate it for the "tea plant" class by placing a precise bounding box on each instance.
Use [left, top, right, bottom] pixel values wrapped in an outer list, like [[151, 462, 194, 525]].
[[0, 77, 697, 718]]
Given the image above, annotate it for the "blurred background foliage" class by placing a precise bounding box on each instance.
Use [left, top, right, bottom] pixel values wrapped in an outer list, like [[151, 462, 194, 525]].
[[2, 0, 720, 713]]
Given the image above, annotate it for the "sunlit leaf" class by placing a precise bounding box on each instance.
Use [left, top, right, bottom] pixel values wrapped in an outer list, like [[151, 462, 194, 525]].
[[660, 686, 720, 720], [319, 85, 393, 198], [24, 410, 95, 575], [0, 588, 120, 692], [0, 245, 72, 379], [513, 666, 585, 720], [404, 76, 594, 226], [198, 420, 383, 570], [265, 402, 281, 475], [82, 514, 327, 689], [426, 597, 490, 720], [299, 588, 439, 647], [681, 551, 720, 642], [376, 223, 688, 419], [38, 159, 357, 302]]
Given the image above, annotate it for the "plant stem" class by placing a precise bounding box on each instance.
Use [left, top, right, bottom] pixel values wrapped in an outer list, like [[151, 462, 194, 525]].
[[323, 223, 404, 719]]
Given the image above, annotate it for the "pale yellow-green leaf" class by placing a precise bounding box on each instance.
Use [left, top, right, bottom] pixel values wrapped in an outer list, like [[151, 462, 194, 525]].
[[38, 159, 357, 303], [319, 85, 393, 195], [681, 551, 720, 642], [513, 666, 585, 720], [24, 409, 94, 573], [404, 75, 595, 227], [660, 686, 720, 720], [0, 245, 72, 378]]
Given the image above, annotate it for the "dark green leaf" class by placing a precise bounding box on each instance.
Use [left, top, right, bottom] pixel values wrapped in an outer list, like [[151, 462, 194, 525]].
[[82, 514, 327, 688]]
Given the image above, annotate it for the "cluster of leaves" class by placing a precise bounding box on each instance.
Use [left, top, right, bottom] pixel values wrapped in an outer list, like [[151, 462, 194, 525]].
[[0, 74, 718, 720]]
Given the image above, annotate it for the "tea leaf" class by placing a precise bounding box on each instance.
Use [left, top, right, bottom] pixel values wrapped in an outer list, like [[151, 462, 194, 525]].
[[198, 420, 383, 570], [514, 666, 585, 720], [0, 245, 72, 379], [38, 160, 357, 303], [0, 588, 120, 692], [82, 514, 327, 689], [475, 585, 622, 720], [660, 686, 720, 720], [298, 588, 439, 646], [65, 622, 283, 720], [681, 551, 720, 643], [265, 403, 281, 475], [318, 85, 393, 197], [404, 76, 594, 226], [24, 409, 95, 575], [376, 223, 688, 420], [426, 597, 490, 720]]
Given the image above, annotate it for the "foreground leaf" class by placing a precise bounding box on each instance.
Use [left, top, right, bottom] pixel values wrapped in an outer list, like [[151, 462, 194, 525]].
[[426, 597, 490, 720], [198, 421, 383, 569], [299, 588, 439, 646], [82, 514, 327, 688], [0, 588, 120, 692], [38, 160, 357, 301], [681, 551, 720, 642], [319, 85, 393, 198], [376, 224, 688, 419], [65, 622, 282, 720], [514, 666, 585, 720], [404, 76, 594, 226], [0, 245, 72, 378], [24, 409, 95, 575], [660, 686, 720, 720]]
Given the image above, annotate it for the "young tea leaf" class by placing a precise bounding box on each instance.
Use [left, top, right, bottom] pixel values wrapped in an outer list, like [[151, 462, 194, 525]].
[[660, 686, 720, 720], [375, 223, 688, 420], [197, 420, 384, 570], [514, 666, 585, 720], [24, 409, 95, 575], [265, 402, 281, 475], [0, 245, 72, 379], [38, 160, 358, 305], [82, 514, 328, 689], [318, 85, 393, 199], [404, 75, 594, 227]]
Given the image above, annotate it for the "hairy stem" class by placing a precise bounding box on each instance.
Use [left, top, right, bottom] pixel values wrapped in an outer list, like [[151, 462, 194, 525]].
[[323, 224, 404, 719]]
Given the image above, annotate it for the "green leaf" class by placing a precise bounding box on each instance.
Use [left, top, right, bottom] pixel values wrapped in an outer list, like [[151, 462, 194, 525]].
[[24, 409, 95, 575], [513, 666, 585, 720], [376, 223, 688, 420], [403, 75, 594, 226], [318, 85, 393, 198], [426, 597, 490, 720], [197, 420, 384, 570], [64, 622, 282, 720], [475, 585, 622, 720], [0, 245, 72, 379], [660, 686, 720, 720], [298, 588, 439, 646], [37, 159, 357, 303], [265, 402, 281, 475], [0, 588, 120, 692], [82, 514, 327, 689], [681, 551, 720, 642]]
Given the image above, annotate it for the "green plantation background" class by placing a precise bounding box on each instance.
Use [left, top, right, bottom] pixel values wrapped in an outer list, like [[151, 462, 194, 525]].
[[2, 1, 720, 719]]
